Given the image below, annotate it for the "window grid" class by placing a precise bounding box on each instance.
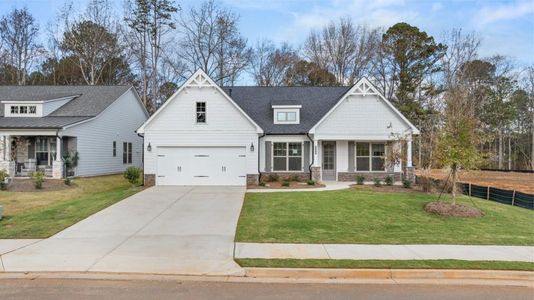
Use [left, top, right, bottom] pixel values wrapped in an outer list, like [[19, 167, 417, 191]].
[[123, 142, 132, 164], [272, 142, 302, 171], [355, 142, 386, 172], [196, 102, 206, 123]]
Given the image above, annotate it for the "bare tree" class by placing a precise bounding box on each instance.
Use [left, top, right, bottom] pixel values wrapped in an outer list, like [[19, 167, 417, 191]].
[[303, 18, 378, 85], [250, 40, 298, 86], [0, 7, 41, 85], [440, 29, 480, 88], [179, 0, 251, 86]]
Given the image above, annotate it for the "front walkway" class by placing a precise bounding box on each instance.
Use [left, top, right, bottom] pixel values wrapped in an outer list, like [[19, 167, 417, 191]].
[[235, 243, 534, 262], [1, 186, 246, 276], [247, 181, 351, 193]]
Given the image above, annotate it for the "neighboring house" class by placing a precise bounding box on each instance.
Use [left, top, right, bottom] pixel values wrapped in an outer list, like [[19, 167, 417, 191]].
[[0, 86, 148, 179], [137, 69, 419, 186]]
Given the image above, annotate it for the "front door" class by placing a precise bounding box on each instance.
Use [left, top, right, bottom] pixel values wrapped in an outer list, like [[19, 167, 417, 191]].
[[322, 141, 336, 181]]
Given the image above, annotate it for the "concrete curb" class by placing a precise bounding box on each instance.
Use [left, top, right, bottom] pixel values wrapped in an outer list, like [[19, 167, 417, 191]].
[[0, 269, 532, 287], [244, 267, 534, 287]]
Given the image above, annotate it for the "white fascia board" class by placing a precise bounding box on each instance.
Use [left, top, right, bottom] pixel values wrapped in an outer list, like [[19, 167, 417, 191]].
[[271, 105, 302, 109], [136, 69, 263, 134], [309, 78, 420, 135], [1, 95, 79, 104]]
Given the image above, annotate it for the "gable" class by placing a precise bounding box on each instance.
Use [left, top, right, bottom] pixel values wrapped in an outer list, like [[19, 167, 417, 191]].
[[311, 79, 419, 139], [138, 70, 262, 134]]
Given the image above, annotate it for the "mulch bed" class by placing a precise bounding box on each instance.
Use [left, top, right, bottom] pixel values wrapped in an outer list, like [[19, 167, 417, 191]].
[[5, 179, 75, 192], [424, 201, 485, 218], [350, 184, 427, 194], [248, 181, 326, 189]]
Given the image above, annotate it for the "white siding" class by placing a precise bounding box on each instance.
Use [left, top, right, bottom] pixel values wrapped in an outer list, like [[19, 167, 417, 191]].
[[143, 86, 259, 176], [314, 94, 411, 140], [259, 135, 310, 172], [62, 89, 147, 176]]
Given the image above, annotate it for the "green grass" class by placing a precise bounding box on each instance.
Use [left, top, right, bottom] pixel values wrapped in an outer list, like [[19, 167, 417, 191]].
[[236, 258, 534, 271], [236, 189, 534, 245], [0, 175, 140, 238]]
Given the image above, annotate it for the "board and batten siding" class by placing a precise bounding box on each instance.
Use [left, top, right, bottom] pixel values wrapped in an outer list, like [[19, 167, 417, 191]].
[[143, 86, 259, 176], [313, 94, 411, 140], [62, 89, 147, 176]]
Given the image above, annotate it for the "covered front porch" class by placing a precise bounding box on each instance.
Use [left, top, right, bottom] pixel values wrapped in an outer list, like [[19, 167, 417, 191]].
[[0, 130, 76, 179], [310, 136, 414, 182]]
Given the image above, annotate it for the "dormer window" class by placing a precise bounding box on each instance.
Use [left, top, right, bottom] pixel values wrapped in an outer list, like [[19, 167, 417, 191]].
[[272, 103, 301, 125], [10, 106, 18, 114]]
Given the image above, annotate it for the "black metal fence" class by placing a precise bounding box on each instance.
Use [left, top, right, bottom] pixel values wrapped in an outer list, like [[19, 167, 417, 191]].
[[416, 176, 534, 210]]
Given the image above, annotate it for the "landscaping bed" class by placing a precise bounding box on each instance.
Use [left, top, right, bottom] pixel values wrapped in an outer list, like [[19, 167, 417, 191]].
[[5, 179, 75, 192], [0, 174, 141, 238], [248, 181, 325, 189], [236, 258, 534, 271], [236, 189, 534, 245]]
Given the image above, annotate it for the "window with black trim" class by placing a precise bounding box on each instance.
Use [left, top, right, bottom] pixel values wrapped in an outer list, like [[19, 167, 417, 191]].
[[123, 142, 132, 164], [355, 142, 385, 171], [273, 142, 302, 171], [113, 141, 116, 157], [10, 106, 18, 114], [196, 102, 206, 123]]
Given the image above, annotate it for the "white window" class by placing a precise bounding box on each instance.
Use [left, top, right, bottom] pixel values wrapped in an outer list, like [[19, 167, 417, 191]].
[[273, 142, 302, 171], [355, 142, 386, 171], [123, 142, 132, 164], [276, 111, 296, 122], [273, 106, 300, 124], [196, 102, 206, 123]]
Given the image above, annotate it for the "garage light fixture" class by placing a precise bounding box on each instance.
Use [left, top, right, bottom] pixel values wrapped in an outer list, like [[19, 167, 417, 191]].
[[250, 142, 254, 152], [147, 142, 152, 152]]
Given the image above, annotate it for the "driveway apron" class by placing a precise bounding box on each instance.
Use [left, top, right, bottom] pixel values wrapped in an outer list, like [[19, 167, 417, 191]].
[[1, 186, 245, 276]]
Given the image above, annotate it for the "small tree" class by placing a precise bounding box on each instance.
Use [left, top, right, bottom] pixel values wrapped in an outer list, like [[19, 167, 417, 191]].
[[436, 87, 482, 204], [124, 166, 142, 186]]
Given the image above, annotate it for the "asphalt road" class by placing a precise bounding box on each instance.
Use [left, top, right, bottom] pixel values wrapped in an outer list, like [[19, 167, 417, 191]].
[[0, 279, 532, 300]]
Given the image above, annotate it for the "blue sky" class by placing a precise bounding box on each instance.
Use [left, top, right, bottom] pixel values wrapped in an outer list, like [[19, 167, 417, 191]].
[[1, 0, 533, 66]]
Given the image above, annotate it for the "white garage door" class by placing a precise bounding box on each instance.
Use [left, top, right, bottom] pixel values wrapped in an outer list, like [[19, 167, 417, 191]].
[[156, 147, 247, 186]]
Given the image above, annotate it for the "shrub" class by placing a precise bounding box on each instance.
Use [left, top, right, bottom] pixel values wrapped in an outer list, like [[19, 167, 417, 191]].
[[307, 180, 315, 186], [0, 169, 8, 191], [373, 177, 382, 187], [259, 181, 266, 187], [356, 175, 365, 185], [289, 174, 301, 182], [384, 175, 393, 186], [32, 170, 45, 189], [267, 173, 279, 182], [281, 180, 290, 187], [403, 179, 412, 189], [123, 166, 142, 186], [64, 177, 72, 186]]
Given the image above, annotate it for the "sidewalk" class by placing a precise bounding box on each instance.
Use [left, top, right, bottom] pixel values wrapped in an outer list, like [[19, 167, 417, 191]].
[[235, 243, 534, 262], [247, 181, 351, 193]]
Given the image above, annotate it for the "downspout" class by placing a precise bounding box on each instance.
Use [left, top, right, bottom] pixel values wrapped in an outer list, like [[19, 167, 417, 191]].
[[137, 133, 144, 167], [306, 132, 314, 181], [257, 132, 266, 183]]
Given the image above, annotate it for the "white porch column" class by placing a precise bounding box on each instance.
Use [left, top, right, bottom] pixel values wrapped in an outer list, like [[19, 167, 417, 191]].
[[4, 135, 10, 161], [52, 135, 64, 179], [407, 135, 413, 168], [313, 140, 320, 166], [56, 135, 62, 161]]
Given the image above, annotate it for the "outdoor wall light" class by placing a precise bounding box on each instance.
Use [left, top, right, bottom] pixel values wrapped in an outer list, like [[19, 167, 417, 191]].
[[147, 143, 152, 152], [250, 143, 254, 152]]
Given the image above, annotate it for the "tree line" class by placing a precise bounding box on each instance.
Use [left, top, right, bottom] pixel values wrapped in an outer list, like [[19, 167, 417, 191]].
[[0, 0, 532, 171]]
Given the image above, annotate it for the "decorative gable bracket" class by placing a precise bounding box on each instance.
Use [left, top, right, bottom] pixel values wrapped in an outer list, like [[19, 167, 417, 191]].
[[187, 72, 212, 88], [350, 79, 378, 96]]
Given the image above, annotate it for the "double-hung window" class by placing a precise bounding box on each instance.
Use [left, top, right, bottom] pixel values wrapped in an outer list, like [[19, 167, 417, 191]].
[[29, 106, 37, 114], [273, 142, 302, 171], [123, 142, 132, 164], [355, 142, 386, 171], [196, 102, 206, 123], [19, 106, 28, 114], [113, 141, 117, 157], [10, 106, 18, 114]]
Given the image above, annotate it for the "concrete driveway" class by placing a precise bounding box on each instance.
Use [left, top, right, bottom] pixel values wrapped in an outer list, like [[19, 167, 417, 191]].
[[1, 186, 245, 276]]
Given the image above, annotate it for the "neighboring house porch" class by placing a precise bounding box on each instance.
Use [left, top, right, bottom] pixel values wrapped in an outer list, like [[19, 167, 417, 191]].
[[0, 131, 77, 179]]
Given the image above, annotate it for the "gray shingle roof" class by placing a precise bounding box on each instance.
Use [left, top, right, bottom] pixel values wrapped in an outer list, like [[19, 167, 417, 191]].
[[0, 85, 132, 128], [223, 86, 351, 134]]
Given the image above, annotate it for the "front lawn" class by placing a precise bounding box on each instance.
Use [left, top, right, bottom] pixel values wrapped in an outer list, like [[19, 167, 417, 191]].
[[0, 175, 140, 238], [236, 258, 534, 271], [236, 189, 534, 245]]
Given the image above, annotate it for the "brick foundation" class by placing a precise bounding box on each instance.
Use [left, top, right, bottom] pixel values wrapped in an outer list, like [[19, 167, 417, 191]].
[[247, 174, 259, 185], [260, 172, 310, 182], [338, 172, 402, 182], [144, 174, 155, 187]]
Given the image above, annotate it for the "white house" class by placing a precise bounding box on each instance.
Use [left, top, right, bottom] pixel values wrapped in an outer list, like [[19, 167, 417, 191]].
[[0, 86, 148, 178], [137, 69, 419, 186]]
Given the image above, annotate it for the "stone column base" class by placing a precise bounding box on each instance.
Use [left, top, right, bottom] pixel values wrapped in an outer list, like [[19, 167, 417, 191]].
[[144, 174, 155, 187], [247, 174, 259, 185], [311, 166, 321, 182], [0, 160, 16, 177], [405, 166, 415, 182], [52, 161, 64, 179]]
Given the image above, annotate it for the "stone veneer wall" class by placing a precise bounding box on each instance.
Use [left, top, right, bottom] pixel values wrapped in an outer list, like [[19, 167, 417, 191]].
[[144, 174, 155, 187], [260, 172, 310, 182], [310, 166, 321, 182], [247, 174, 259, 185], [405, 167, 415, 182], [338, 172, 402, 182]]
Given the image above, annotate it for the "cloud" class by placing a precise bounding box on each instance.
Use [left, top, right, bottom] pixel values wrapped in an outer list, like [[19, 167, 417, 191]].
[[431, 2, 443, 12], [474, 0, 534, 26]]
